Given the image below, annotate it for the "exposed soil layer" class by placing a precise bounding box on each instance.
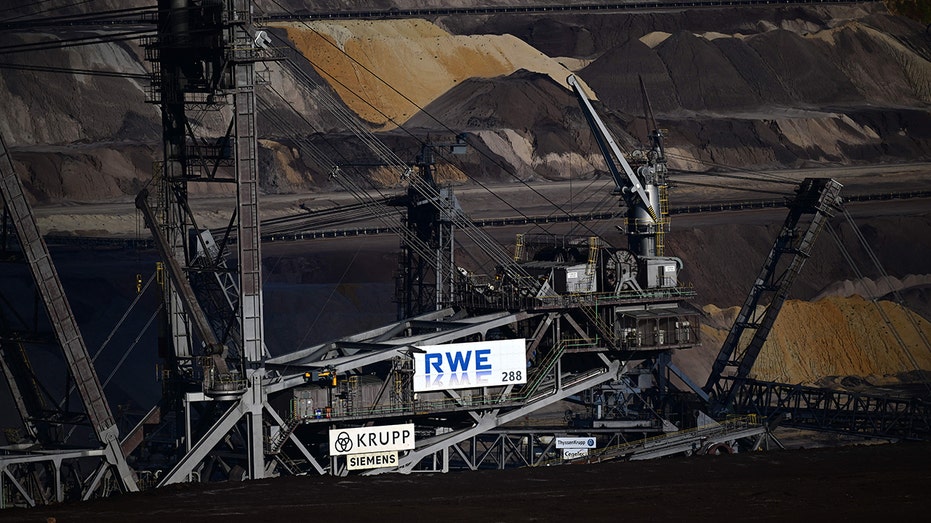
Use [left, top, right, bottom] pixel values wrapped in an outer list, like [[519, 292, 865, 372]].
[[2, 3, 931, 518], [4, 4, 931, 202], [4, 442, 930, 522]]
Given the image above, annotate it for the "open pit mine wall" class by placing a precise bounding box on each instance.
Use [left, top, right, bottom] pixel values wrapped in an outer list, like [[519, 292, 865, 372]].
[[2, 4, 930, 202]]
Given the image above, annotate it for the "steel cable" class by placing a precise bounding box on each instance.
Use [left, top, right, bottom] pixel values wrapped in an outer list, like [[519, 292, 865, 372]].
[[826, 218, 931, 397]]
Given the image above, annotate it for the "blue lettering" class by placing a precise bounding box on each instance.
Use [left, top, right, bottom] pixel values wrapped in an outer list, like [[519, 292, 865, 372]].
[[475, 349, 491, 370], [425, 353, 443, 374], [475, 370, 492, 384], [446, 351, 472, 372], [425, 349, 498, 374]]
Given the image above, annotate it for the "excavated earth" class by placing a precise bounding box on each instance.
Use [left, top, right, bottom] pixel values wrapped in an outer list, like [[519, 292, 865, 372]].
[[3, 3, 931, 198], [3, 441, 931, 522], [2, 0, 931, 519]]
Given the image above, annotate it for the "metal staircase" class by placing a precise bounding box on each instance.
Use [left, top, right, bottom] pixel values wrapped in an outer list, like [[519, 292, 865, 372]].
[[268, 417, 303, 455]]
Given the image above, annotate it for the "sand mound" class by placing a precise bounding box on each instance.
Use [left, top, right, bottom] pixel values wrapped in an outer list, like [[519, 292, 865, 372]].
[[815, 275, 931, 301], [582, 12, 931, 115], [685, 296, 931, 387], [279, 19, 588, 128], [639, 31, 671, 49]]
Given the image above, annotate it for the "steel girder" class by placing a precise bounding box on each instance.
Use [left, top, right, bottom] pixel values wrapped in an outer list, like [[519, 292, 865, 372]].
[[725, 378, 931, 440], [259, 307, 637, 474], [704, 178, 844, 409], [384, 357, 621, 474], [0, 448, 123, 508], [0, 131, 137, 495]]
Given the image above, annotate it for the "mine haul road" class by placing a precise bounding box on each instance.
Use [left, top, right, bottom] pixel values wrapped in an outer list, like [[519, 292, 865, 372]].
[[28, 162, 931, 240]]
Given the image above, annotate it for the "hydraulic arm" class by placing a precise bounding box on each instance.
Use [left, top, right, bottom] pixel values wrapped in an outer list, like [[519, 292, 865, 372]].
[[567, 74, 677, 290], [567, 74, 657, 224]]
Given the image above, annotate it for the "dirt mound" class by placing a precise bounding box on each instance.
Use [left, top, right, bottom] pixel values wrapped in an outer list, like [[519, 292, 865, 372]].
[[405, 69, 602, 180], [578, 34, 681, 115], [10, 144, 156, 204], [2, 4, 929, 203], [279, 18, 585, 128], [820, 21, 931, 103], [574, 11, 931, 168], [670, 210, 931, 308], [274, 11, 931, 180], [675, 295, 931, 387], [0, 32, 156, 147]]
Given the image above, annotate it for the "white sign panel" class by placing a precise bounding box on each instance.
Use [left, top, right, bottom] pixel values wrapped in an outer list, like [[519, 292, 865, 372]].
[[413, 339, 527, 392], [329, 423, 415, 456], [555, 437, 597, 449], [346, 451, 398, 470], [563, 448, 589, 460]]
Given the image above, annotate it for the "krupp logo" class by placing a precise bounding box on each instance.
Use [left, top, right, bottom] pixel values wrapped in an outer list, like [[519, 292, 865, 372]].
[[587, 438, 595, 447], [334, 431, 353, 453]]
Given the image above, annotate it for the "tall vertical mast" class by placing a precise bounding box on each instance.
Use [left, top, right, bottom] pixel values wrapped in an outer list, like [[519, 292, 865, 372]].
[[144, 0, 269, 482]]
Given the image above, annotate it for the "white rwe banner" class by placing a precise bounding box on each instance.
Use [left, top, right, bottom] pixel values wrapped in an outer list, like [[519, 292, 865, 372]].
[[413, 338, 527, 392]]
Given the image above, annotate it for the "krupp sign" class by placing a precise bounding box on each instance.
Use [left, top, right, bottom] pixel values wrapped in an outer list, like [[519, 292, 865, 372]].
[[329, 423, 415, 456], [413, 338, 527, 392]]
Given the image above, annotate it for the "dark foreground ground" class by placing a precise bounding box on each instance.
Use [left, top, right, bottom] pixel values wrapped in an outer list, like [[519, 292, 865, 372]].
[[5, 442, 931, 522]]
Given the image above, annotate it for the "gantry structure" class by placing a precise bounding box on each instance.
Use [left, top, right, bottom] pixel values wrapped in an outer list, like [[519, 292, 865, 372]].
[[2, 0, 931, 510], [128, 0, 270, 484], [0, 132, 138, 504], [122, 0, 708, 482]]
